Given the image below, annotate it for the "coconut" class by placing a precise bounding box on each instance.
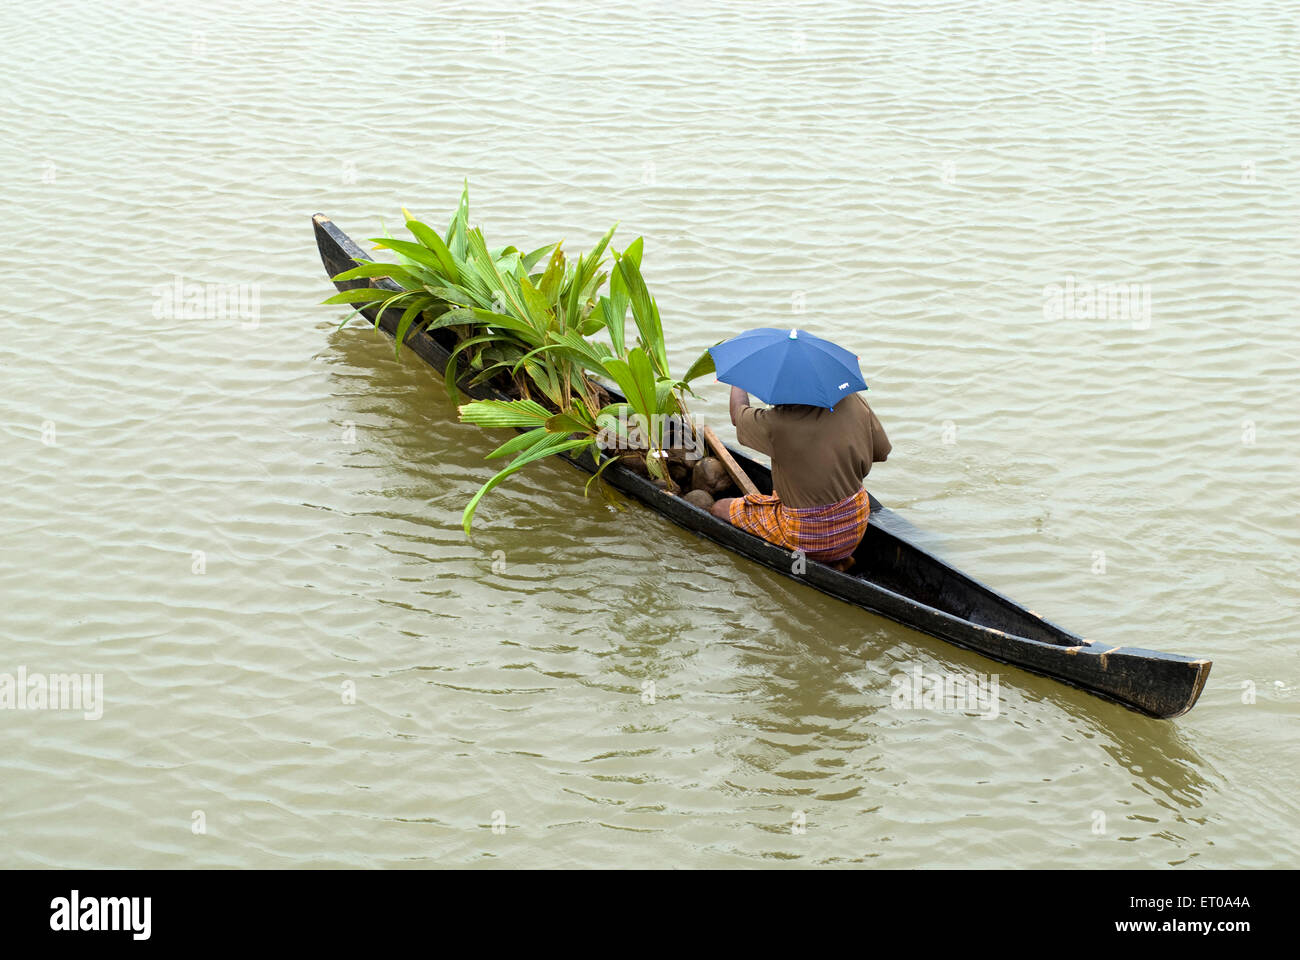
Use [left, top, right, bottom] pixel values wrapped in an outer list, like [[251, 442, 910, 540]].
[[683, 489, 715, 511], [692, 456, 731, 495], [617, 452, 649, 477]]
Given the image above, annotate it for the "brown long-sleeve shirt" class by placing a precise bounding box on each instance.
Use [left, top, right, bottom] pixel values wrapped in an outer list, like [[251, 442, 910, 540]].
[[735, 393, 890, 508]]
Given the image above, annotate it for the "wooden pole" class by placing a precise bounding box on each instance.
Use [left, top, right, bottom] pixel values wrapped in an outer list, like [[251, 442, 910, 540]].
[[700, 425, 760, 498]]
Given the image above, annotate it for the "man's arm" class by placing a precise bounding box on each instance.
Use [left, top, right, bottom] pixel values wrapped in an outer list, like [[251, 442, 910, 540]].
[[730, 386, 773, 455], [712, 389, 754, 522], [729, 386, 751, 425]]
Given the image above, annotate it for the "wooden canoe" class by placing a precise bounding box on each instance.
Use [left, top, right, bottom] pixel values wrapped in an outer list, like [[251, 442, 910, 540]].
[[312, 214, 1212, 718]]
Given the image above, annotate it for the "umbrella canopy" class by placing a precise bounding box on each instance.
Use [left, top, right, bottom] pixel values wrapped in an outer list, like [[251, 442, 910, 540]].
[[708, 327, 868, 409]]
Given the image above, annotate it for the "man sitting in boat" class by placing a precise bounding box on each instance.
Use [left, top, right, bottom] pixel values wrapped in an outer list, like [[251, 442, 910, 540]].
[[704, 327, 888, 567], [709, 386, 890, 566]]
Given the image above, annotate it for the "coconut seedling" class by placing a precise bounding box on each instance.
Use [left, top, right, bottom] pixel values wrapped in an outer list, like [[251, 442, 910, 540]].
[[325, 183, 716, 534]]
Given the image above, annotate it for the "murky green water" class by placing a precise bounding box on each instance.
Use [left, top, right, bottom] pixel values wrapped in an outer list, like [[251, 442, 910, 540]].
[[2, 0, 1297, 867]]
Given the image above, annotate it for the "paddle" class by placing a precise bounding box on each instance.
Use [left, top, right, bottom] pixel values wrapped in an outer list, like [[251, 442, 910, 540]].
[[700, 425, 760, 498]]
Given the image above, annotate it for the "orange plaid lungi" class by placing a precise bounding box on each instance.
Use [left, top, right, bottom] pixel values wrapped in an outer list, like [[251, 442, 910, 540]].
[[729, 489, 870, 564]]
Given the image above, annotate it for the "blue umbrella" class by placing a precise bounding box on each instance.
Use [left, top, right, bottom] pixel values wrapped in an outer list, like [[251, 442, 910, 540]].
[[708, 327, 868, 409]]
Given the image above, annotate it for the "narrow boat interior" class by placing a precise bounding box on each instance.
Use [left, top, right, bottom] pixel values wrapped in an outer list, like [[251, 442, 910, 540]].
[[847, 525, 1071, 644], [731, 450, 1074, 646]]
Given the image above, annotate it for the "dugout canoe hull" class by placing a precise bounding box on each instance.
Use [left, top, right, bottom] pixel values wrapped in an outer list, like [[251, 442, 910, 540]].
[[312, 214, 1212, 719]]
